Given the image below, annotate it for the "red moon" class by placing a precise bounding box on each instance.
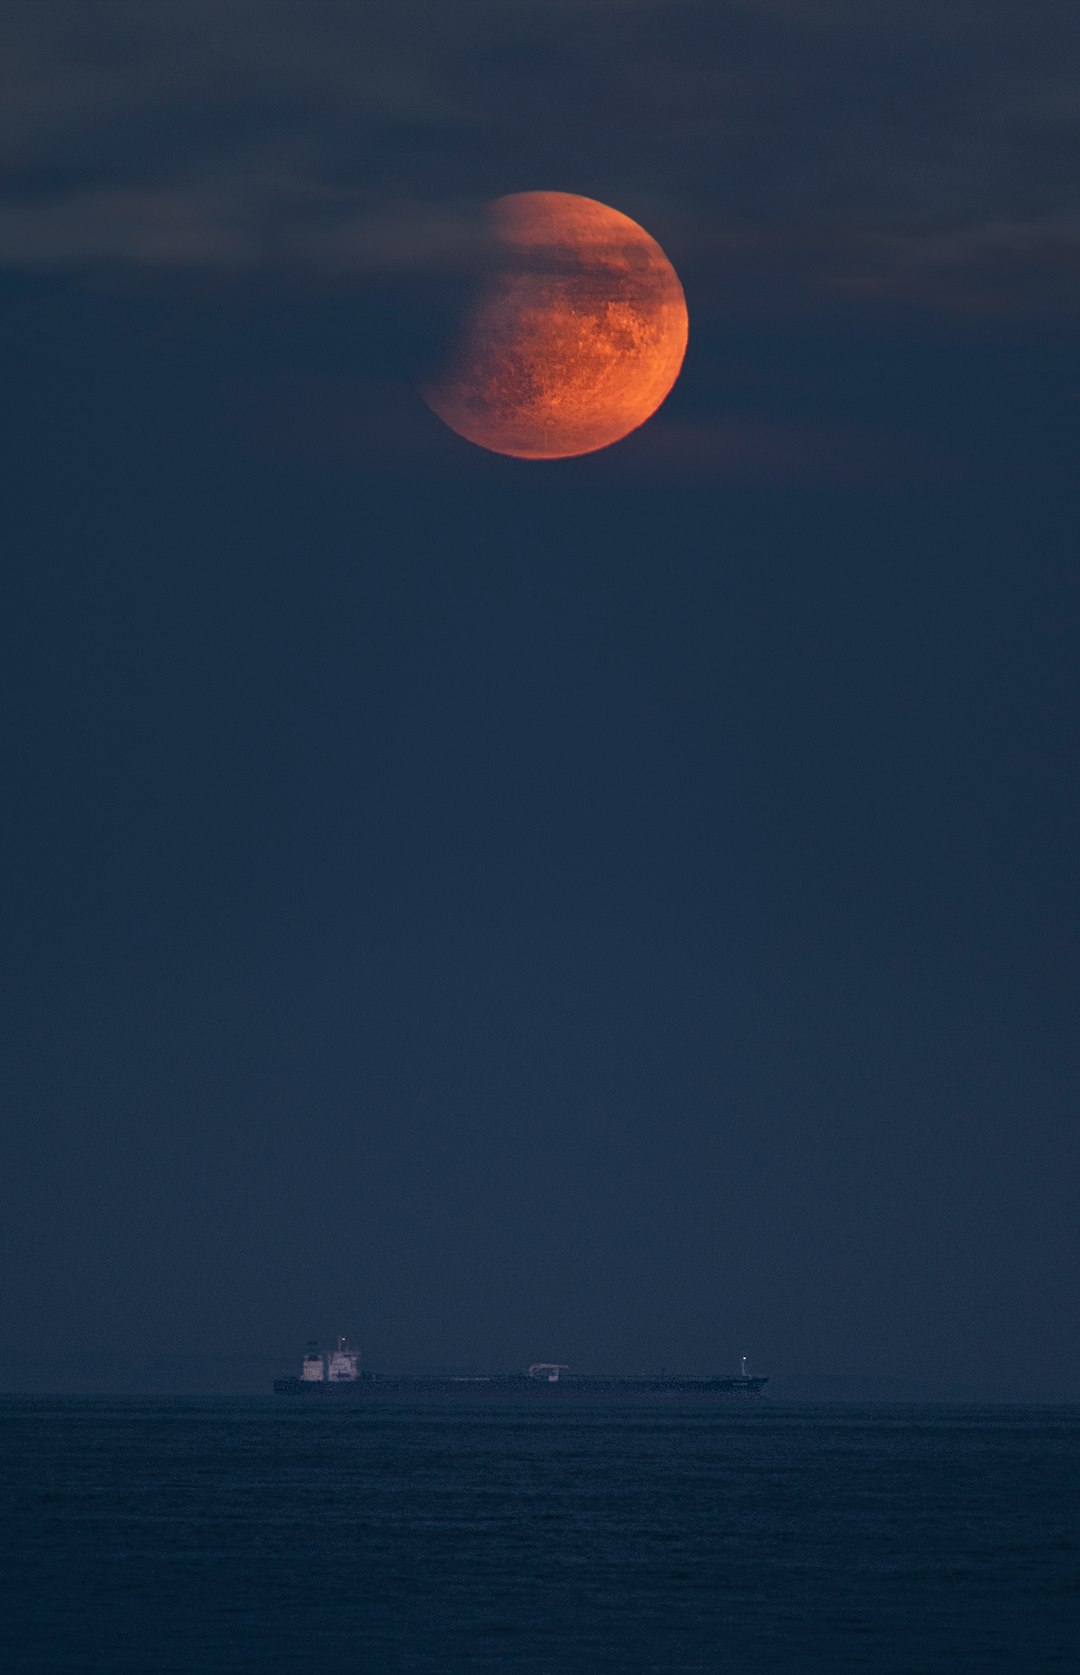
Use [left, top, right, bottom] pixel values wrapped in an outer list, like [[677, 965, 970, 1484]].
[[423, 191, 688, 460]]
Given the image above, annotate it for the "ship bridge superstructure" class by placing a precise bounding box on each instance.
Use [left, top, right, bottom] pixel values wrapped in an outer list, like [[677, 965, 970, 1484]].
[[297, 1336, 360, 1384]]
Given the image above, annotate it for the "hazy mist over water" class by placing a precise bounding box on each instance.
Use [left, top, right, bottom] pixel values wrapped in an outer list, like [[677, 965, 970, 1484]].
[[3, 1397, 1077, 1673]]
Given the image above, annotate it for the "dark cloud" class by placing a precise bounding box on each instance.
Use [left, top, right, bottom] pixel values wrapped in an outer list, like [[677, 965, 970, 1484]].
[[1, 0, 1078, 314]]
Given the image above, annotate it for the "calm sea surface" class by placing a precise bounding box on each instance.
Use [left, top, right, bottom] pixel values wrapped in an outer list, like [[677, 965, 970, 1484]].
[[2, 1397, 1077, 1673]]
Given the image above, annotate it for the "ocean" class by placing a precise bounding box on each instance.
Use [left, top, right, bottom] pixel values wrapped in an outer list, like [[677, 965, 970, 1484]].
[[2, 1397, 1077, 1673]]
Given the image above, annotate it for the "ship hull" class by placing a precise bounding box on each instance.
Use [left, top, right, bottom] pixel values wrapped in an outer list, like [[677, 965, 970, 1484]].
[[273, 1374, 768, 1399]]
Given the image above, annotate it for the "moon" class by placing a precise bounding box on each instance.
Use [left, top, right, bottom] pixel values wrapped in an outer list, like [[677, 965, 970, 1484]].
[[422, 191, 688, 460]]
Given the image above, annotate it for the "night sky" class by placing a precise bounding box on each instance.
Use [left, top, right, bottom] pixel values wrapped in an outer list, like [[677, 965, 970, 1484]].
[[3, 1, 1078, 1394]]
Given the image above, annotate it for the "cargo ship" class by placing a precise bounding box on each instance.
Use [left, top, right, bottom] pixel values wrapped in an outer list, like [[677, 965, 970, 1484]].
[[273, 1339, 768, 1398]]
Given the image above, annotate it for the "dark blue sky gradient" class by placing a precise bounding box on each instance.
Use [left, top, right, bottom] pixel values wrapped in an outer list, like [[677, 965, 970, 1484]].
[[2, 2, 1078, 1392]]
